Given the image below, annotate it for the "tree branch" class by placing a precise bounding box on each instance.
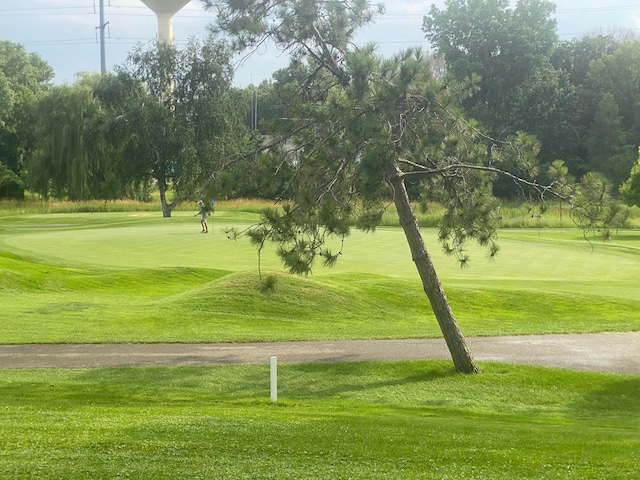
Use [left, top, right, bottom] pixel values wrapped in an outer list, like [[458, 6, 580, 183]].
[[398, 159, 567, 201], [197, 120, 316, 196]]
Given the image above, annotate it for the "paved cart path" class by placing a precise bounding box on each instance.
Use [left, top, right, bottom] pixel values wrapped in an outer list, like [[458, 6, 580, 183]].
[[1, 332, 639, 374]]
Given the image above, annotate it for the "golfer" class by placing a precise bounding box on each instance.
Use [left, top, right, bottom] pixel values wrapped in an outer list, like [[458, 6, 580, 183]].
[[194, 200, 209, 233]]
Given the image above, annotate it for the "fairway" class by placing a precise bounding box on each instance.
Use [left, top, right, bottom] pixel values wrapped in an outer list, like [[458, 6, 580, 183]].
[[1, 210, 640, 479], [1, 211, 639, 343]]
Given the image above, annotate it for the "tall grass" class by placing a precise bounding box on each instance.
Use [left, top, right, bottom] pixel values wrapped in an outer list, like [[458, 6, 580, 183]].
[[6, 197, 639, 228], [0, 198, 283, 217], [0, 198, 157, 215]]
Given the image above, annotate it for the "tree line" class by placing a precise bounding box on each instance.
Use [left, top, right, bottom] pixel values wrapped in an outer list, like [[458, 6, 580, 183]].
[[0, 36, 294, 210], [0, 1, 640, 208]]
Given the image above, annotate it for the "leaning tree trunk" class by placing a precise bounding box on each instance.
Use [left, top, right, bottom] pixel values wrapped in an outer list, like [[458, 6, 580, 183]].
[[387, 164, 479, 374]]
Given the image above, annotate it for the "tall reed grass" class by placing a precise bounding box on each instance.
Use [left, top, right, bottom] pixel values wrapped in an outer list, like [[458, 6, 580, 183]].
[[0, 198, 277, 217]]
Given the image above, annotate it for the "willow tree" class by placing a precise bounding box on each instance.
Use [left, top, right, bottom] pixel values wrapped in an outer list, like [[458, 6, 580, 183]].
[[204, 0, 580, 373], [27, 81, 108, 200]]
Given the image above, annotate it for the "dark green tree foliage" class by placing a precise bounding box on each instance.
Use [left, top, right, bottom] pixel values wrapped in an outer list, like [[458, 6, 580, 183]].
[[0, 73, 11, 125], [27, 80, 109, 200], [0, 41, 53, 192], [90, 73, 155, 201], [586, 43, 640, 134], [581, 42, 640, 188], [423, 0, 558, 140], [551, 34, 619, 86], [549, 35, 619, 177], [206, 0, 577, 373], [27, 73, 155, 201], [216, 147, 296, 200], [0, 161, 24, 199], [243, 80, 289, 132], [221, 80, 296, 199], [422, 0, 585, 199], [586, 93, 634, 187], [115, 37, 248, 216]]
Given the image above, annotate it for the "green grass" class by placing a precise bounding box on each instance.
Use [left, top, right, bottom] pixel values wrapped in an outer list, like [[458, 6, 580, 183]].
[[1, 362, 638, 479], [1, 206, 639, 478], [1, 211, 639, 343]]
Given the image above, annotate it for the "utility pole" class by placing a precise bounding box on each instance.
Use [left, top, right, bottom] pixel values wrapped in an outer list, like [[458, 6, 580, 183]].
[[99, 0, 108, 74], [251, 85, 258, 131]]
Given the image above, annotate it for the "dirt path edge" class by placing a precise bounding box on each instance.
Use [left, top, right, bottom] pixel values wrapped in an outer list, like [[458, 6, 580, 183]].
[[1, 332, 639, 374]]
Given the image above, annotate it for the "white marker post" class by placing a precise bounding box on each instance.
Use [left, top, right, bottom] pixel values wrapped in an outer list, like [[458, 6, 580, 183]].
[[270, 356, 278, 403]]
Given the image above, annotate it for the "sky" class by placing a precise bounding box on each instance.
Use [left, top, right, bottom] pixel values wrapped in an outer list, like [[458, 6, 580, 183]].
[[2, 0, 640, 88]]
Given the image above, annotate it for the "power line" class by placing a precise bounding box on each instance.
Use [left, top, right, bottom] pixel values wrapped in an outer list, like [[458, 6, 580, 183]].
[[0, 12, 96, 17], [4, 2, 639, 16], [0, 6, 94, 12], [4, 3, 640, 54], [556, 4, 640, 14], [20, 39, 98, 47]]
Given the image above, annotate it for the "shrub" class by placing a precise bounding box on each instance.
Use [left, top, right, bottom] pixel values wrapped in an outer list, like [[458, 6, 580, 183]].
[[0, 163, 24, 200]]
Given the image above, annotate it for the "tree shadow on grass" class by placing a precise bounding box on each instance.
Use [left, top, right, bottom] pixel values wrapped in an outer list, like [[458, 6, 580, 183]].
[[61, 361, 457, 406], [571, 376, 640, 421], [279, 360, 458, 400], [67, 365, 272, 405]]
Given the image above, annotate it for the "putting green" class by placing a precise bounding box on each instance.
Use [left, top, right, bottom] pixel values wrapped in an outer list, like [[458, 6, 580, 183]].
[[2, 212, 638, 300]]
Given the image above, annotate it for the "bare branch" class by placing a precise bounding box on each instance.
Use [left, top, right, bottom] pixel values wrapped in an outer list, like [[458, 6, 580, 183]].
[[397, 160, 568, 201]]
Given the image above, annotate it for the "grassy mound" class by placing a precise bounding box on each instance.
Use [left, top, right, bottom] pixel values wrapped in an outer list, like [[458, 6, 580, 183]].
[[2, 249, 639, 343]]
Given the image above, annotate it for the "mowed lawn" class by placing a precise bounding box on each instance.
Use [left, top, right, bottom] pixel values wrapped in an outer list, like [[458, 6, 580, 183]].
[[1, 210, 639, 479], [0, 211, 638, 343], [1, 361, 640, 479]]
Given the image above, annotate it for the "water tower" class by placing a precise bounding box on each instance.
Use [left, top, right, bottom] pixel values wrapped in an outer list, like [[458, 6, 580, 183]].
[[139, 0, 191, 44]]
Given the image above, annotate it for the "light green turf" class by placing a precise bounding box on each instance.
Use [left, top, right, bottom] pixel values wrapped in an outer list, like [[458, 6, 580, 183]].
[[1, 212, 639, 343], [2, 212, 639, 298], [2, 212, 638, 287]]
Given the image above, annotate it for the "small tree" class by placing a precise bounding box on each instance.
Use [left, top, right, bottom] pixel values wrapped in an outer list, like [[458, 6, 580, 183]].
[[547, 160, 573, 221], [620, 149, 640, 207], [0, 161, 24, 199]]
